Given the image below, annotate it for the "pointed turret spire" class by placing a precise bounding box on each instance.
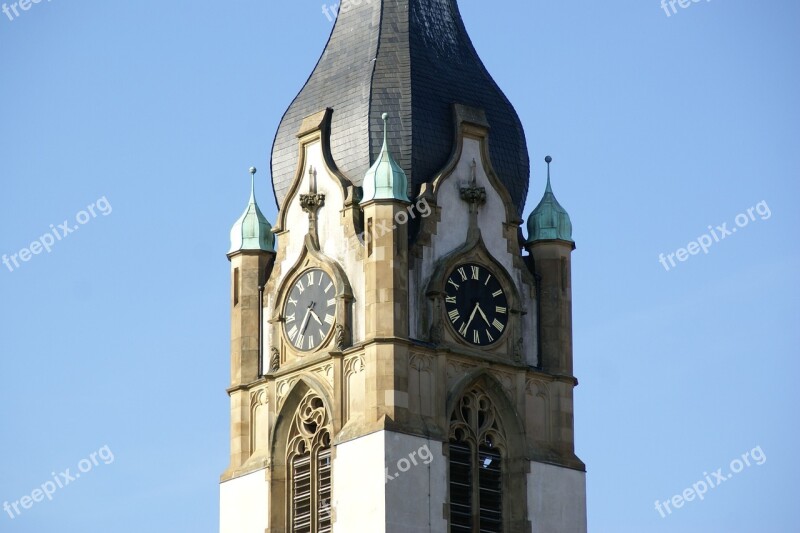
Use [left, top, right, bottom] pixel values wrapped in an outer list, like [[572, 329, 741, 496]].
[[545, 155, 554, 194], [526, 156, 574, 244], [361, 113, 410, 203], [229, 167, 276, 254]]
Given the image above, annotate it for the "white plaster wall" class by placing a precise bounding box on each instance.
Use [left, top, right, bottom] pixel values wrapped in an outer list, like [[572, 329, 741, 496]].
[[527, 461, 587, 533], [410, 138, 538, 365], [268, 139, 366, 358], [333, 431, 386, 532], [429, 138, 512, 275], [333, 431, 447, 533], [219, 469, 268, 533], [384, 433, 448, 533]]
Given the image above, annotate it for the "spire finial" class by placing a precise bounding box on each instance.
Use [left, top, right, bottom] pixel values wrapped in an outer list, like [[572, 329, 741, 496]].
[[249, 166, 257, 201], [544, 155, 553, 193], [470, 158, 478, 186], [381, 112, 389, 147]]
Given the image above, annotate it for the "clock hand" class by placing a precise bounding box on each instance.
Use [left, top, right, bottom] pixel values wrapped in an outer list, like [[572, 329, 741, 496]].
[[476, 304, 492, 327], [309, 308, 324, 326], [464, 302, 480, 331], [299, 304, 313, 335]]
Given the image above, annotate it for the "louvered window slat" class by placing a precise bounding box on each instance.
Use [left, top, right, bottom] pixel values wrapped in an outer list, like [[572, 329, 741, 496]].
[[449, 440, 473, 532], [292, 455, 312, 533], [317, 449, 332, 533]]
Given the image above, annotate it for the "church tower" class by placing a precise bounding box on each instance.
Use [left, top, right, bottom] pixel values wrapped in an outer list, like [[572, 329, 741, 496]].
[[220, 2, 587, 532]]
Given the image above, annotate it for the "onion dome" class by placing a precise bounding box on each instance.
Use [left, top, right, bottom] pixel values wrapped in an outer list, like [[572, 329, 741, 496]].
[[229, 167, 276, 254], [526, 156, 573, 244], [362, 113, 410, 203]]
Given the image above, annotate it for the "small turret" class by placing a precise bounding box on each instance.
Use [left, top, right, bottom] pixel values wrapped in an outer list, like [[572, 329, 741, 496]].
[[226, 167, 277, 470], [525, 156, 575, 376], [229, 167, 276, 255], [361, 113, 411, 203], [360, 113, 411, 426], [526, 156, 574, 245]]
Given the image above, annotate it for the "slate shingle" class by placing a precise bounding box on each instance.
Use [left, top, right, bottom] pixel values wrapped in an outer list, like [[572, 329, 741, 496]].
[[270, 0, 530, 217]]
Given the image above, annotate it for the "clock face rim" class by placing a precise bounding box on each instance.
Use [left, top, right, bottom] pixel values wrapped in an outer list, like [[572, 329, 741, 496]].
[[443, 262, 509, 347], [282, 267, 337, 353]]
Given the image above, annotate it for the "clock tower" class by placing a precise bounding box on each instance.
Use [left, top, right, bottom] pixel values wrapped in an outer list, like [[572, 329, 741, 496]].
[[220, 2, 587, 532]]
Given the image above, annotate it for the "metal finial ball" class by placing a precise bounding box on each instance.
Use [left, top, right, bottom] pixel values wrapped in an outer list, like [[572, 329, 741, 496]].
[[249, 166, 257, 175], [382, 112, 389, 121], [545, 156, 552, 164]]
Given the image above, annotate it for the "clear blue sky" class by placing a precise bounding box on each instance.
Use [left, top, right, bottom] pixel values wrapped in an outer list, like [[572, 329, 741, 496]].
[[1, 1, 797, 532]]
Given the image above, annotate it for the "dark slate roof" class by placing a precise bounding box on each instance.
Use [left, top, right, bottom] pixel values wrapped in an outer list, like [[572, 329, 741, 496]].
[[270, 0, 530, 217]]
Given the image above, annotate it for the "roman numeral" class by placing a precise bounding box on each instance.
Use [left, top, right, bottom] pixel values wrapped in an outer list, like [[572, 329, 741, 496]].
[[307, 272, 315, 285], [307, 336, 315, 350], [485, 330, 494, 343], [492, 289, 503, 298], [473, 330, 480, 344], [324, 314, 335, 325], [448, 309, 460, 323], [492, 319, 504, 332], [285, 314, 296, 324], [471, 266, 480, 280], [457, 267, 467, 281], [447, 278, 460, 290], [445, 296, 457, 304], [287, 325, 299, 342], [458, 323, 468, 337], [496, 306, 507, 314], [327, 298, 336, 307], [288, 297, 298, 306], [297, 280, 305, 294], [485, 274, 492, 286], [295, 334, 305, 349], [325, 281, 333, 293]]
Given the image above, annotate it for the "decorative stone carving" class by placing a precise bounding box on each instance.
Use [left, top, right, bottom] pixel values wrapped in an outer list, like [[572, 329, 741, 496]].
[[459, 159, 487, 206], [276, 378, 298, 409], [313, 363, 335, 389], [492, 369, 515, 394], [250, 387, 270, 455], [334, 323, 350, 351], [270, 347, 280, 372], [299, 193, 326, 214], [446, 360, 473, 389], [409, 353, 435, 417], [449, 387, 506, 450], [525, 378, 551, 442], [344, 355, 366, 422], [513, 338, 524, 363]]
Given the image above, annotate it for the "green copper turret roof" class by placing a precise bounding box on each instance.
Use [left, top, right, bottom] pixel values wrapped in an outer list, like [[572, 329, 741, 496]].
[[229, 167, 276, 254], [526, 156, 574, 244], [361, 113, 411, 203]]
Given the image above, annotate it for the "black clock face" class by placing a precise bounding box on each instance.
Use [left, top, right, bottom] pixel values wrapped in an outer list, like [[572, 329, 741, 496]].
[[283, 268, 336, 352], [444, 263, 508, 346]]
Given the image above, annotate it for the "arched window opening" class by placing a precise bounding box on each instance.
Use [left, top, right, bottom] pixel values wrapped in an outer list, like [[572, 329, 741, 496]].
[[449, 388, 506, 533], [287, 392, 332, 533]]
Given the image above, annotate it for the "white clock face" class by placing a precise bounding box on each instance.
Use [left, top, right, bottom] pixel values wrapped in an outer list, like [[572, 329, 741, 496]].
[[283, 269, 336, 352]]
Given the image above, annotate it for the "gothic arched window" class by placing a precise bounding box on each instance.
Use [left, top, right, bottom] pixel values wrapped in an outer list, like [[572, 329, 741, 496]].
[[449, 388, 506, 533], [287, 391, 332, 533]]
